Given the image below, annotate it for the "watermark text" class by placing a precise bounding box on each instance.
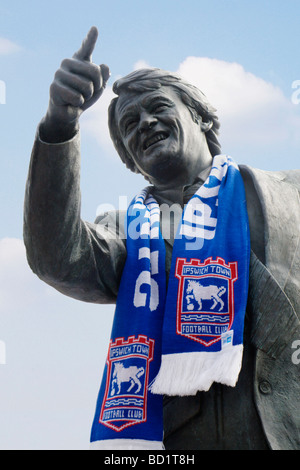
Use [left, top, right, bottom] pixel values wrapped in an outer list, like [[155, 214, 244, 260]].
[[291, 80, 300, 105], [0, 80, 6, 104], [0, 340, 6, 365], [292, 340, 300, 365], [96, 197, 206, 250]]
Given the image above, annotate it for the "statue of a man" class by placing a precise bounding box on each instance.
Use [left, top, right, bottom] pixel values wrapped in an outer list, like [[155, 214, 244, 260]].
[[24, 27, 300, 450]]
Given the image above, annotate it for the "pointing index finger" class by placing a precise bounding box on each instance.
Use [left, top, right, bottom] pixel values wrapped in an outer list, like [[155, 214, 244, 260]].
[[73, 26, 99, 61]]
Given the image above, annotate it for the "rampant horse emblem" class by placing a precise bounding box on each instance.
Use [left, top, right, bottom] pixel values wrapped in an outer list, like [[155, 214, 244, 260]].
[[110, 362, 145, 396], [176, 257, 238, 347], [186, 280, 226, 312], [99, 335, 154, 432]]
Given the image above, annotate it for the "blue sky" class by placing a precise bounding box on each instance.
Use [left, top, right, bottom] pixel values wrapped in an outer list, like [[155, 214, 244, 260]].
[[0, 0, 300, 449]]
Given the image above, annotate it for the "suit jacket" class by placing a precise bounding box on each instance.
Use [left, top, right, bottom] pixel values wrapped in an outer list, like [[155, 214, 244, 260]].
[[242, 166, 300, 450], [23, 134, 300, 450]]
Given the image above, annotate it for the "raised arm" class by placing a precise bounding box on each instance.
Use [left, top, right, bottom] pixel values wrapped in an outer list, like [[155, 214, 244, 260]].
[[24, 27, 126, 304], [40, 26, 110, 143]]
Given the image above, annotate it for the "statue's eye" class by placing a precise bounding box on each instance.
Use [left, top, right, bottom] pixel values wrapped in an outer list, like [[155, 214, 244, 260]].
[[152, 103, 168, 113], [124, 119, 138, 134]]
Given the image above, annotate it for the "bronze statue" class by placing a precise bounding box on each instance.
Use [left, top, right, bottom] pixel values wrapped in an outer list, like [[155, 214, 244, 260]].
[[24, 27, 300, 450]]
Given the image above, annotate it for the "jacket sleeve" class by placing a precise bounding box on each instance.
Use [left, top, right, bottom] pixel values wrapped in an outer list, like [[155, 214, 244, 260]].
[[23, 128, 127, 304]]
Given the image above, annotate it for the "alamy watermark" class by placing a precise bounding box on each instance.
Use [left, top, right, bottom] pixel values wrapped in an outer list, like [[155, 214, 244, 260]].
[[95, 196, 207, 251], [291, 340, 300, 365], [291, 80, 300, 105], [0, 80, 6, 104], [0, 340, 6, 365]]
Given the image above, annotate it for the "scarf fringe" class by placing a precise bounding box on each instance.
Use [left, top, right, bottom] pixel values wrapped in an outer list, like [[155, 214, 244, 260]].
[[149, 345, 244, 396], [90, 439, 165, 450]]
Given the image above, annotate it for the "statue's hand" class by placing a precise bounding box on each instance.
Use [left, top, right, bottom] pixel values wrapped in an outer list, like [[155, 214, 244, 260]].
[[40, 27, 110, 143]]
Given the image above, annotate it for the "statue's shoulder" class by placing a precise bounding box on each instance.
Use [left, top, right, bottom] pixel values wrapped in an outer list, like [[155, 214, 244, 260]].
[[239, 164, 300, 192], [272, 169, 300, 190]]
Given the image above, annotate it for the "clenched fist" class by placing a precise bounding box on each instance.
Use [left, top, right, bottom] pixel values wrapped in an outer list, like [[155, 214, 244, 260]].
[[40, 27, 110, 143]]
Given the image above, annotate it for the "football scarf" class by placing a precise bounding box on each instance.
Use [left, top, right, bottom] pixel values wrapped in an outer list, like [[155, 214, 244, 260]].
[[90, 155, 250, 450]]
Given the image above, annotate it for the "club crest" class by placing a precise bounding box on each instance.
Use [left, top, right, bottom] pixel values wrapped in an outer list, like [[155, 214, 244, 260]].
[[176, 257, 238, 346], [99, 335, 154, 432]]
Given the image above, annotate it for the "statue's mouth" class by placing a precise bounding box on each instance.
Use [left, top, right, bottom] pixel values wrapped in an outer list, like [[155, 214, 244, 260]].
[[143, 132, 169, 151]]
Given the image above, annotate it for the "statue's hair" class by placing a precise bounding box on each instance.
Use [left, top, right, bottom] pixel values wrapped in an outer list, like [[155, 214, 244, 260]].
[[108, 67, 221, 177]]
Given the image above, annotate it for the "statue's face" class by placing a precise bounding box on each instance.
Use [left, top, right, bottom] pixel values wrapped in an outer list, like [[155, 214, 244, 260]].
[[115, 86, 211, 188]]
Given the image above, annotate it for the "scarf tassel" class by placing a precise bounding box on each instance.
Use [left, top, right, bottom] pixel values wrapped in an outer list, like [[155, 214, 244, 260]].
[[150, 345, 244, 396]]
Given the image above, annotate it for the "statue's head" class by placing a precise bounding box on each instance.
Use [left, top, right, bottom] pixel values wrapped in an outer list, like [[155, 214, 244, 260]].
[[108, 68, 221, 186]]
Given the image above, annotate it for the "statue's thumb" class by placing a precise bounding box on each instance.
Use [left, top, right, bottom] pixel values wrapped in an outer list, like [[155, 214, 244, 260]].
[[100, 64, 111, 87]]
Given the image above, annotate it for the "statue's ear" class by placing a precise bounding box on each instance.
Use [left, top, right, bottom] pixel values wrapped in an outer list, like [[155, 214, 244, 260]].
[[200, 119, 213, 133]]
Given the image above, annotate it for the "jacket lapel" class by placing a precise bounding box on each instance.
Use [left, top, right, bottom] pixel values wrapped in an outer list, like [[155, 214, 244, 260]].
[[248, 250, 299, 358], [248, 168, 300, 288], [243, 167, 300, 357]]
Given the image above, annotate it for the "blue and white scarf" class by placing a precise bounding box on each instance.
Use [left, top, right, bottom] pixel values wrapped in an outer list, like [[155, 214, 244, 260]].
[[90, 155, 250, 450]]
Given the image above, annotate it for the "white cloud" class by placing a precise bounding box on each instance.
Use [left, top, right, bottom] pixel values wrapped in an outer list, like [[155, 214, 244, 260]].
[[0, 38, 20, 55], [133, 59, 151, 71], [176, 57, 300, 153], [177, 57, 285, 118]]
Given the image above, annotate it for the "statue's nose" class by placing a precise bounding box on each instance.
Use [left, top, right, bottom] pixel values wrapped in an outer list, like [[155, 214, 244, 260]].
[[138, 112, 157, 133]]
